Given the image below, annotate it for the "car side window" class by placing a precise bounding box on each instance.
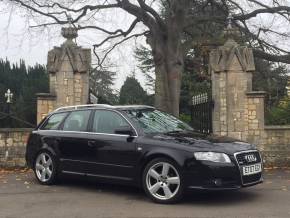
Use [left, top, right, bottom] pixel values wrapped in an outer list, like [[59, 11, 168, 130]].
[[41, 113, 68, 130], [93, 110, 131, 134], [63, 110, 91, 132]]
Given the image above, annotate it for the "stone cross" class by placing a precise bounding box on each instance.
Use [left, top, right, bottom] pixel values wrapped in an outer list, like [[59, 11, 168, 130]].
[[5, 89, 13, 103]]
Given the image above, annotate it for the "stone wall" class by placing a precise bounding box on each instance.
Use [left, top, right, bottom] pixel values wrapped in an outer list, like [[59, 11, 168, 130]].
[[246, 92, 266, 145], [36, 94, 56, 123], [210, 24, 289, 167], [259, 126, 290, 167], [0, 128, 32, 168], [210, 37, 255, 141]]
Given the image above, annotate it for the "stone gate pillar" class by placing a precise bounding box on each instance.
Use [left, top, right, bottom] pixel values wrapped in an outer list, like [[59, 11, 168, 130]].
[[210, 23, 265, 141], [37, 26, 91, 123]]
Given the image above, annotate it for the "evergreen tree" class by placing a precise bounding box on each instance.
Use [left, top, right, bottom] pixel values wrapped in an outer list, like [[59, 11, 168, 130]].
[[253, 59, 288, 107], [0, 58, 49, 127], [90, 68, 118, 105], [134, 45, 155, 92], [119, 77, 150, 105]]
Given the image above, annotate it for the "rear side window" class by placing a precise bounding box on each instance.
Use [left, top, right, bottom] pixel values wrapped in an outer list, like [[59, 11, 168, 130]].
[[93, 110, 130, 134], [63, 110, 91, 132], [41, 113, 68, 130]]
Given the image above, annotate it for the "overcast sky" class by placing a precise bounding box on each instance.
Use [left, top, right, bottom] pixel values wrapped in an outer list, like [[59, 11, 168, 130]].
[[0, 1, 148, 92], [1, 0, 290, 93]]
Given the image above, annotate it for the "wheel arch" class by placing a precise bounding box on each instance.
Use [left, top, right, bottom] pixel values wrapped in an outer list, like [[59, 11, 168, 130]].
[[136, 149, 186, 186]]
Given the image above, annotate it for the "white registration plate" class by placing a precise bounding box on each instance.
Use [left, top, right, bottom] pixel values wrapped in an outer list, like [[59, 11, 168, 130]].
[[242, 163, 262, 176]]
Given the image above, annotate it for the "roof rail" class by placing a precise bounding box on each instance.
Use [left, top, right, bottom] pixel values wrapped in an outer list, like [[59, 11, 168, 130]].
[[54, 104, 113, 112]]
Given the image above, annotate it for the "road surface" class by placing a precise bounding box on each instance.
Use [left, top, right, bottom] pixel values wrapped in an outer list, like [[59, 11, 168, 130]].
[[0, 169, 289, 218]]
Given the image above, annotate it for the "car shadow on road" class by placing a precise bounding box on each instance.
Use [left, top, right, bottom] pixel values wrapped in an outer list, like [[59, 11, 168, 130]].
[[58, 175, 146, 200], [55, 175, 261, 205], [183, 189, 260, 205]]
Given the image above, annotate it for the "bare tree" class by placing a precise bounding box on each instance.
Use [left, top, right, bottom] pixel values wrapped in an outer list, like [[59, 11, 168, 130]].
[[5, 0, 290, 116]]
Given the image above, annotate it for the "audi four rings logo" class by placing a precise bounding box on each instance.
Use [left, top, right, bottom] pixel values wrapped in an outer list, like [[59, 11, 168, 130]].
[[245, 154, 257, 162]]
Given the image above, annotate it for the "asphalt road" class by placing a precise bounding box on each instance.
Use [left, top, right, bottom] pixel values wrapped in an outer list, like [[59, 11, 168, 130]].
[[0, 169, 289, 218]]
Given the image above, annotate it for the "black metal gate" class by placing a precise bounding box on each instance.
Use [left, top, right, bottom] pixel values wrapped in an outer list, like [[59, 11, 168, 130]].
[[191, 93, 214, 134], [0, 101, 37, 128]]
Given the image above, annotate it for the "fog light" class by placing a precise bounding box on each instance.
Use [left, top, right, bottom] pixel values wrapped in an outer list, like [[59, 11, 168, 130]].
[[213, 179, 222, 186]]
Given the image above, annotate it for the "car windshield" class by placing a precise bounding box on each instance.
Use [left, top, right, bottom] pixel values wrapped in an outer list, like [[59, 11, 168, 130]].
[[125, 109, 193, 134]]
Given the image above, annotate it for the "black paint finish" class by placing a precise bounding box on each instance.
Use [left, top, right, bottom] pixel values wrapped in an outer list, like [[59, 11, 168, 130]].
[[26, 106, 263, 190]]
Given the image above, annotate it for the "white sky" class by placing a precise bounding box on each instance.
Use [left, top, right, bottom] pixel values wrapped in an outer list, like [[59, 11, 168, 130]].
[[1, 0, 290, 93], [0, 1, 149, 92]]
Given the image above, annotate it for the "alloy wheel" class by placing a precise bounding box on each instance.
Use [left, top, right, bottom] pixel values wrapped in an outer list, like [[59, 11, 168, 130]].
[[146, 162, 180, 200], [35, 152, 53, 183]]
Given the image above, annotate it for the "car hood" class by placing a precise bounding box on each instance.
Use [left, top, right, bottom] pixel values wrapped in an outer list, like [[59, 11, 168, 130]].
[[146, 131, 256, 154]]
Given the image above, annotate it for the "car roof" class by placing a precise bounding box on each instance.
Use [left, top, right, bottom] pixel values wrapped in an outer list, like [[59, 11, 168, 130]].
[[113, 105, 155, 110], [52, 104, 155, 113]]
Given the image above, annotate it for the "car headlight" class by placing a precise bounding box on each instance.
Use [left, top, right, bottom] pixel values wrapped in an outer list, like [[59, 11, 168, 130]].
[[194, 152, 231, 163]]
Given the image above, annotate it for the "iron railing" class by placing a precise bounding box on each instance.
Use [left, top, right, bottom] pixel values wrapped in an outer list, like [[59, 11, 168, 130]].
[[0, 101, 37, 128], [191, 93, 214, 134]]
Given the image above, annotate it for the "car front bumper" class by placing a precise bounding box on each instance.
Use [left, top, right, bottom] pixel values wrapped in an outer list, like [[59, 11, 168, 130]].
[[187, 177, 263, 190], [184, 152, 263, 190]]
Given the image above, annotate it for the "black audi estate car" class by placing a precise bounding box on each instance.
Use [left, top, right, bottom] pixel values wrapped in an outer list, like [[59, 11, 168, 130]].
[[26, 104, 263, 203]]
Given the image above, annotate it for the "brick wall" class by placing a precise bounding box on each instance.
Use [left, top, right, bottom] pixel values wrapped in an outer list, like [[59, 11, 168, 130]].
[[0, 128, 32, 168]]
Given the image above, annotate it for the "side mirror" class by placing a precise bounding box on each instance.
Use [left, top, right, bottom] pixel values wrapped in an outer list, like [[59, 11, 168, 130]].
[[114, 126, 135, 136]]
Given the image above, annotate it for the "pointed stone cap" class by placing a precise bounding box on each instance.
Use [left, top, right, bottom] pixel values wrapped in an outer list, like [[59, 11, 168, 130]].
[[47, 15, 91, 74], [222, 15, 241, 46], [209, 15, 255, 73]]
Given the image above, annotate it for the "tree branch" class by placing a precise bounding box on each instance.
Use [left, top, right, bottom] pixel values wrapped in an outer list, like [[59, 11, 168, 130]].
[[78, 18, 140, 36], [235, 5, 290, 20], [92, 18, 141, 48], [94, 31, 149, 67], [253, 49, 290, 64], [137, 0, 166, 30], [238, 24, 290, 54], [10, 0, 120, 24], [30, 0, 120, 14], [117, 0, 160, 33]]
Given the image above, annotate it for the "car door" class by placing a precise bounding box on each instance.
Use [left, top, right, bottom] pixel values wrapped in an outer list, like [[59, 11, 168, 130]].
[[86, 109, 140, 181], [57, 109, 93, 174]]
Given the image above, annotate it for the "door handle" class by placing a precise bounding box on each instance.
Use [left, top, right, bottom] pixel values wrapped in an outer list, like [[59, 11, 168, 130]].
[[88, 140, 96, 147]]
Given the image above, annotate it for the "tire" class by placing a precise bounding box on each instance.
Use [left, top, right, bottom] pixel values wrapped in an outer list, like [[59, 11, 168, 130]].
[[34, 150, 58, 185], [142, 157, 184, 204]]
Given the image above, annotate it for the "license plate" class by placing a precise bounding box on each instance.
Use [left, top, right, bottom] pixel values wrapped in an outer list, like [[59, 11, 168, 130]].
[[242, 163, 262, 176]]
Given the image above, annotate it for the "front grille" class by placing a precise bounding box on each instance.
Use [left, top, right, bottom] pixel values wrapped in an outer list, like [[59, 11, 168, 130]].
[[242, 173, 262, 184], [236, 151, 261, 166]]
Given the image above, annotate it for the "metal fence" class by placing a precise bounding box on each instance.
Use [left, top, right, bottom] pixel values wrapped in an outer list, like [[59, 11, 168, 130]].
[[191, 93, 214, 134], [0, 101, 37, 128]]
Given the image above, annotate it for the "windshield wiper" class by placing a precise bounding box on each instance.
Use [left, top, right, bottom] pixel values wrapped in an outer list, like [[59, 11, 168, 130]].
[[165, 130, 185, 134]]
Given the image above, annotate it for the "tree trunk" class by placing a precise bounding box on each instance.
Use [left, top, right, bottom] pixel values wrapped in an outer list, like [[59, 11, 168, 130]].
[[152, 41, 184, 117], [149, 1, 187, 117]]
